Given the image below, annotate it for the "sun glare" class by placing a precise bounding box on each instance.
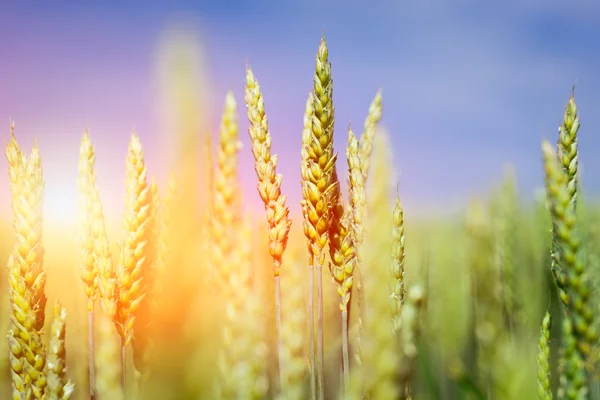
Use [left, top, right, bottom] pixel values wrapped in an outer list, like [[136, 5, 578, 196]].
[[43, 170, 78, 228]]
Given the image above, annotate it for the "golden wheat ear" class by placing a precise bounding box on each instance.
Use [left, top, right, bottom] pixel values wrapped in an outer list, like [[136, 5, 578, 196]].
[[46, 301, 75, 400], [244, 67, 292, 391], [114, 133, 152, 393], [6, 131, 48, 399]]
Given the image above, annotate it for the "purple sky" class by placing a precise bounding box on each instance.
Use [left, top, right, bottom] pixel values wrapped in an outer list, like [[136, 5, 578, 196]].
[[1, 1, 600, 225]]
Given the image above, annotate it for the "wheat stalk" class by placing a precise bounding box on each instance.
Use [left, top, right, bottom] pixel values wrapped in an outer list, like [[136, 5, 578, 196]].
[[278, 242, 308, 400], [95, 310, 124, 400]]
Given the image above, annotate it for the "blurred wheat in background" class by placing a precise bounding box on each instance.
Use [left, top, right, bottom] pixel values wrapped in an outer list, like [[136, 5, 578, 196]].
[[1, 20, 600, 400]]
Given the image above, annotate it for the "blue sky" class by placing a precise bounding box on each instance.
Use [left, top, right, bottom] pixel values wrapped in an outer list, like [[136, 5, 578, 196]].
[[1, 1, 599, 221]]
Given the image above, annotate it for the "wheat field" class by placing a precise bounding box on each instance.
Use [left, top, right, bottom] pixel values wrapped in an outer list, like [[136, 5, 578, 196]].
[[0, 34, 599, 400]]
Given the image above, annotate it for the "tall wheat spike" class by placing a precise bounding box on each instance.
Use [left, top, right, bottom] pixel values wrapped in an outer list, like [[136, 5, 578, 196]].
[[542, 140, 593, 396], [211, 91, 242, 289], [132, 178, 160, 386], [353, 93, 383, 367], [301, 36, 337, 400], [328, 126, 364, 389], [77, 130, 98, 399], [244, 67, 293, 389], [550, 90, 579, 307], [115, 133, 152, 391], [6, 131, 48, 400], [391, 191, 406, 334], [46, 301, 75, 400], [347, 130, 399, 400], [299, 91, 318, 399], [358, 90, 382, 182], [212, 91, 243, 395]]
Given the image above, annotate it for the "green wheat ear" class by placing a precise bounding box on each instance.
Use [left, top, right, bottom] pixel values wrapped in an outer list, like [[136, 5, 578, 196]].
[[537, 310, 552, 400]]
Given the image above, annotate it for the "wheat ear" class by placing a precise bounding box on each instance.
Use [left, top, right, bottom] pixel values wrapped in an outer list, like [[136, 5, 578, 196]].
[[542, 140, 593, 397], [46, 301, 75, 400], [551, 89, 580, 306], [132, 178, 160, 390], [353, 91, 383, 367], [211, 91, 242, 289], [115, 133, 151, 392], [347, 130, 398, 400], [77, 130, 98, 399], [300, 36, 337, 400], [326, 163, 352, 391], [543, 140, 596, 354], [391, 191, 406, 334], [537, 310, 552, 400], [6, 132, 48, 400], [557, 315, 587, 399], [300, 91, 317, 399], [244, 67, 293, 389], [358, 90, 382, 182]]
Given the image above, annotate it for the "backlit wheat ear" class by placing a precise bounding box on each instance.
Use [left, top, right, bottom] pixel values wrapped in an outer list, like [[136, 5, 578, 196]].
[[132, 177, 160, 388], [46, 301, 75, 400], [77, 130, 99, 399], [115, 133, 152, 391], [353, 93, 383, 370], [300, 36, 337, 400], [211, 91, 242, 289], [78, 130, 98, 310], [358, 90, 382, 182], [244, 67, 292, 389], [6, 132, 48, 400]]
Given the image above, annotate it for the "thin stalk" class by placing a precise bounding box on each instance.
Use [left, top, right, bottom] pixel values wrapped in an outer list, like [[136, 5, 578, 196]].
[[274, 275, 283, 392], [309, 258, 316, 400], [121, 343, 127, 395], [342, 309, 349, 392], [317, 263, 324, 400], [89, 309, 96, 400]]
